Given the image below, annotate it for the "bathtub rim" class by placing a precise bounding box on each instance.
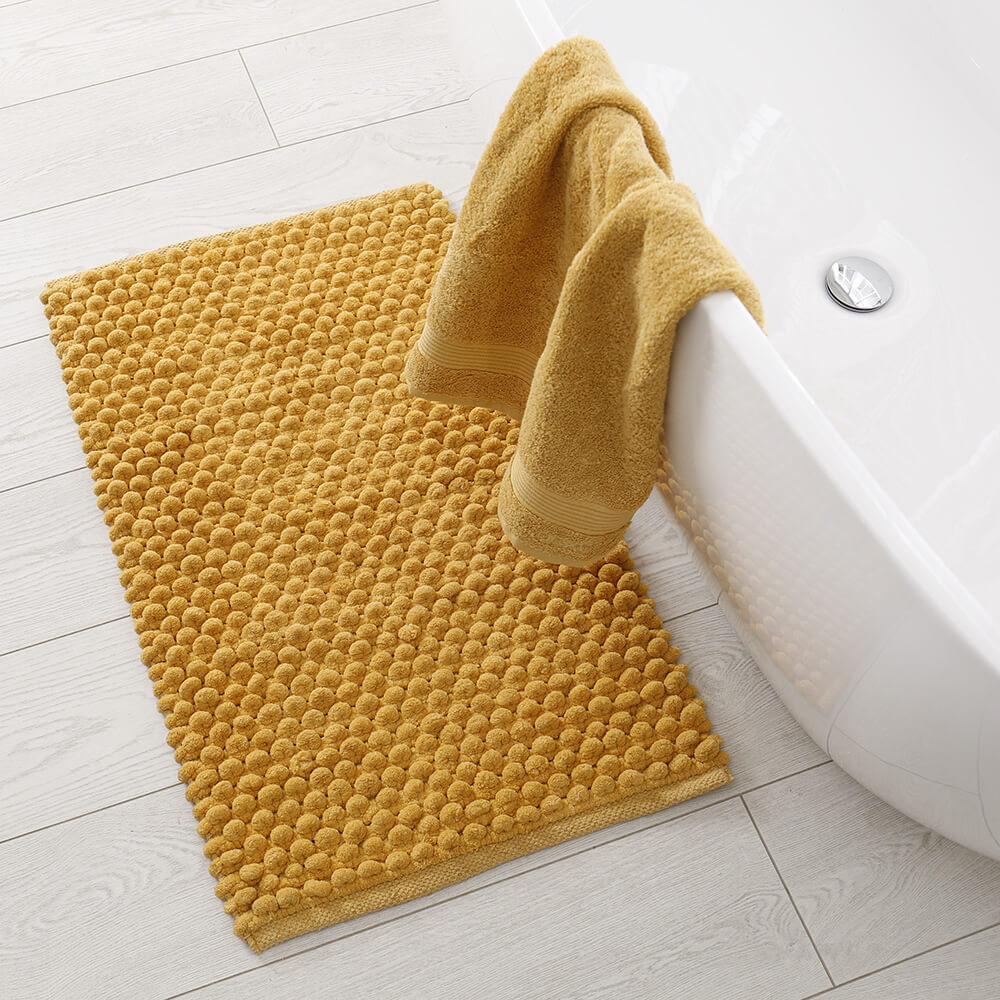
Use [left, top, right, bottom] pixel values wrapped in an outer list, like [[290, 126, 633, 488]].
[[677, 291, 1000, 672], [514, 0, 1000, 676]]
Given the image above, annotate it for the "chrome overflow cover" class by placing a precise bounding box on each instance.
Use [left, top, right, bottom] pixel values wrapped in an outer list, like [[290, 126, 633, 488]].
[[825, 256, 893, 312]]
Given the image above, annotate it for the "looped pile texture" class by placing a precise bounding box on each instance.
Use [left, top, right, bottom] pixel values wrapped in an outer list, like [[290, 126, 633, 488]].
[[41, 183, 731, 952]]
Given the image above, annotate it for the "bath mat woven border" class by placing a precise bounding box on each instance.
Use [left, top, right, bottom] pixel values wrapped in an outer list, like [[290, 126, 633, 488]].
[[41, 183, 731, 951]]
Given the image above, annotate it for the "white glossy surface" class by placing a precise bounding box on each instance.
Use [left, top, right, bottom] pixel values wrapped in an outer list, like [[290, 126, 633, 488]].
[[534, 0, 1000, 856], [670, 292, 1000, 857], [547, 0, 1000, 630]]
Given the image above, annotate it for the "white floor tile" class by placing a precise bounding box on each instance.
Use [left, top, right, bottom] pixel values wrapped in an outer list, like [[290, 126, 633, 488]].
[[745, 763, 1000, 983], [0, 53, 275, 219]]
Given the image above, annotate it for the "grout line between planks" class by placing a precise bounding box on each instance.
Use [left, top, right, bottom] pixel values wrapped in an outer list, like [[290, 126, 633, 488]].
[[0, 333, 52, 350], [0, 782, 182, 845], [237, 50, 281, 148], [0, 464, 88, 495], [0, 613, 131, 660], [655, 600, 720, 628], [796, 919, 1000, 999], [740, 793, 836, 988]]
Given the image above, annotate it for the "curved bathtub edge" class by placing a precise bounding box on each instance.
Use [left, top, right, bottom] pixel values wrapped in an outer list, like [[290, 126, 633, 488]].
[[704, 290, 1000, 671], [668, 291, 1000, 858]]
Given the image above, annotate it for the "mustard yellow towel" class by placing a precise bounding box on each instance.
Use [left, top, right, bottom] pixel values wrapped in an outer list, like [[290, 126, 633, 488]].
[[405, 37, 764, 566]]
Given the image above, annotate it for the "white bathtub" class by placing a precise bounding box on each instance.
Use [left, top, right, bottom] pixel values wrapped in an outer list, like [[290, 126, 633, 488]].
[[502, 0, 1000, 857]]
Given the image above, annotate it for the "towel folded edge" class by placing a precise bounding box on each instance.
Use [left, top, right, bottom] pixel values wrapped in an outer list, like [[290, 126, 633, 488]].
[[498, 469, 635, 567], [404, 334, 528, 422]]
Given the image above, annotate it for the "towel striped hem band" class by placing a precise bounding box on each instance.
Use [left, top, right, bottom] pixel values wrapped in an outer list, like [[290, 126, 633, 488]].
[[509, 452, 634, 536], [416, 323, 538, 385]]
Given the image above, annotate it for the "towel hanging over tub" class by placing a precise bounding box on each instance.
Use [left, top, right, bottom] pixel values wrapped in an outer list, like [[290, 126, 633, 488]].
[[405, 36, 764, 566]]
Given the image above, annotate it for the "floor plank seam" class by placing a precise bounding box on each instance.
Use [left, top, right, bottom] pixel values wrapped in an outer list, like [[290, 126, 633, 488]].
[[0, 333, 53, 351], [0, 0, 438, 114], [740, 793, 836, 988], [655, 599, 720, 628], [237, 50, 281, 148], [0, 94, 473, 227], [795, 919, 1000, 1000], [0, 465, 88, 495], [0, 782, 181, 846], [0, 612, 131, 659], [2, 133, 275, 226]]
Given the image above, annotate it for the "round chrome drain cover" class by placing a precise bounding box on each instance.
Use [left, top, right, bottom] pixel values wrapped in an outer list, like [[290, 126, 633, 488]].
[[825, 256, 893, 312]]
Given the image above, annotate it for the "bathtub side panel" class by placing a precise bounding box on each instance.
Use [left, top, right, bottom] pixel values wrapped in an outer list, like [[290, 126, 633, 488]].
[[663, 292, 1000, 857]]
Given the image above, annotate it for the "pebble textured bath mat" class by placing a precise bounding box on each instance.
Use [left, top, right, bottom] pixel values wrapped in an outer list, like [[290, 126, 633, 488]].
[[41, 183, 731, 952]]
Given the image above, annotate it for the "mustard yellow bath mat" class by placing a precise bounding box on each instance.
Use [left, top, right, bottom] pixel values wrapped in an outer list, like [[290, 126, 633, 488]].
[[41, 183, 731, 952]]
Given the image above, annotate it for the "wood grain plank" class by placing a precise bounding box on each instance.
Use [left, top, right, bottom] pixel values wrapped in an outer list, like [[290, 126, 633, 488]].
[[0, 335, 85, 491], [0, 98, 482, 352], [0, 469, 126, 655], [0, 617, 175, 841], [744, 763, 1000, 983], [817, 925, 1000, 1000], [0, 783, 247, 1000], [0, 0, 412, 107], [242, 3, 469, 144], [0, 794, 829, 1000], [0, 52, 275, 221]]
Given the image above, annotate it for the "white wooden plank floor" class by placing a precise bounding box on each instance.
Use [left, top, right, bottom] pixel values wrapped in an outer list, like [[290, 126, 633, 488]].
[[1, 52, 277, 219], [1, 3, 998, 998]]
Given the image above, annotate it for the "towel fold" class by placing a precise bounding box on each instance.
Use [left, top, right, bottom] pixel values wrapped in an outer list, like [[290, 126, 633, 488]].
[[404, 36, 764, 566]]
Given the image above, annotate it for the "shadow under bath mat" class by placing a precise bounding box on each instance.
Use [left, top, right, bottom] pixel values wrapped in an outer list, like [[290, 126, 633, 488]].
[[40, 182, 731, 952]]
